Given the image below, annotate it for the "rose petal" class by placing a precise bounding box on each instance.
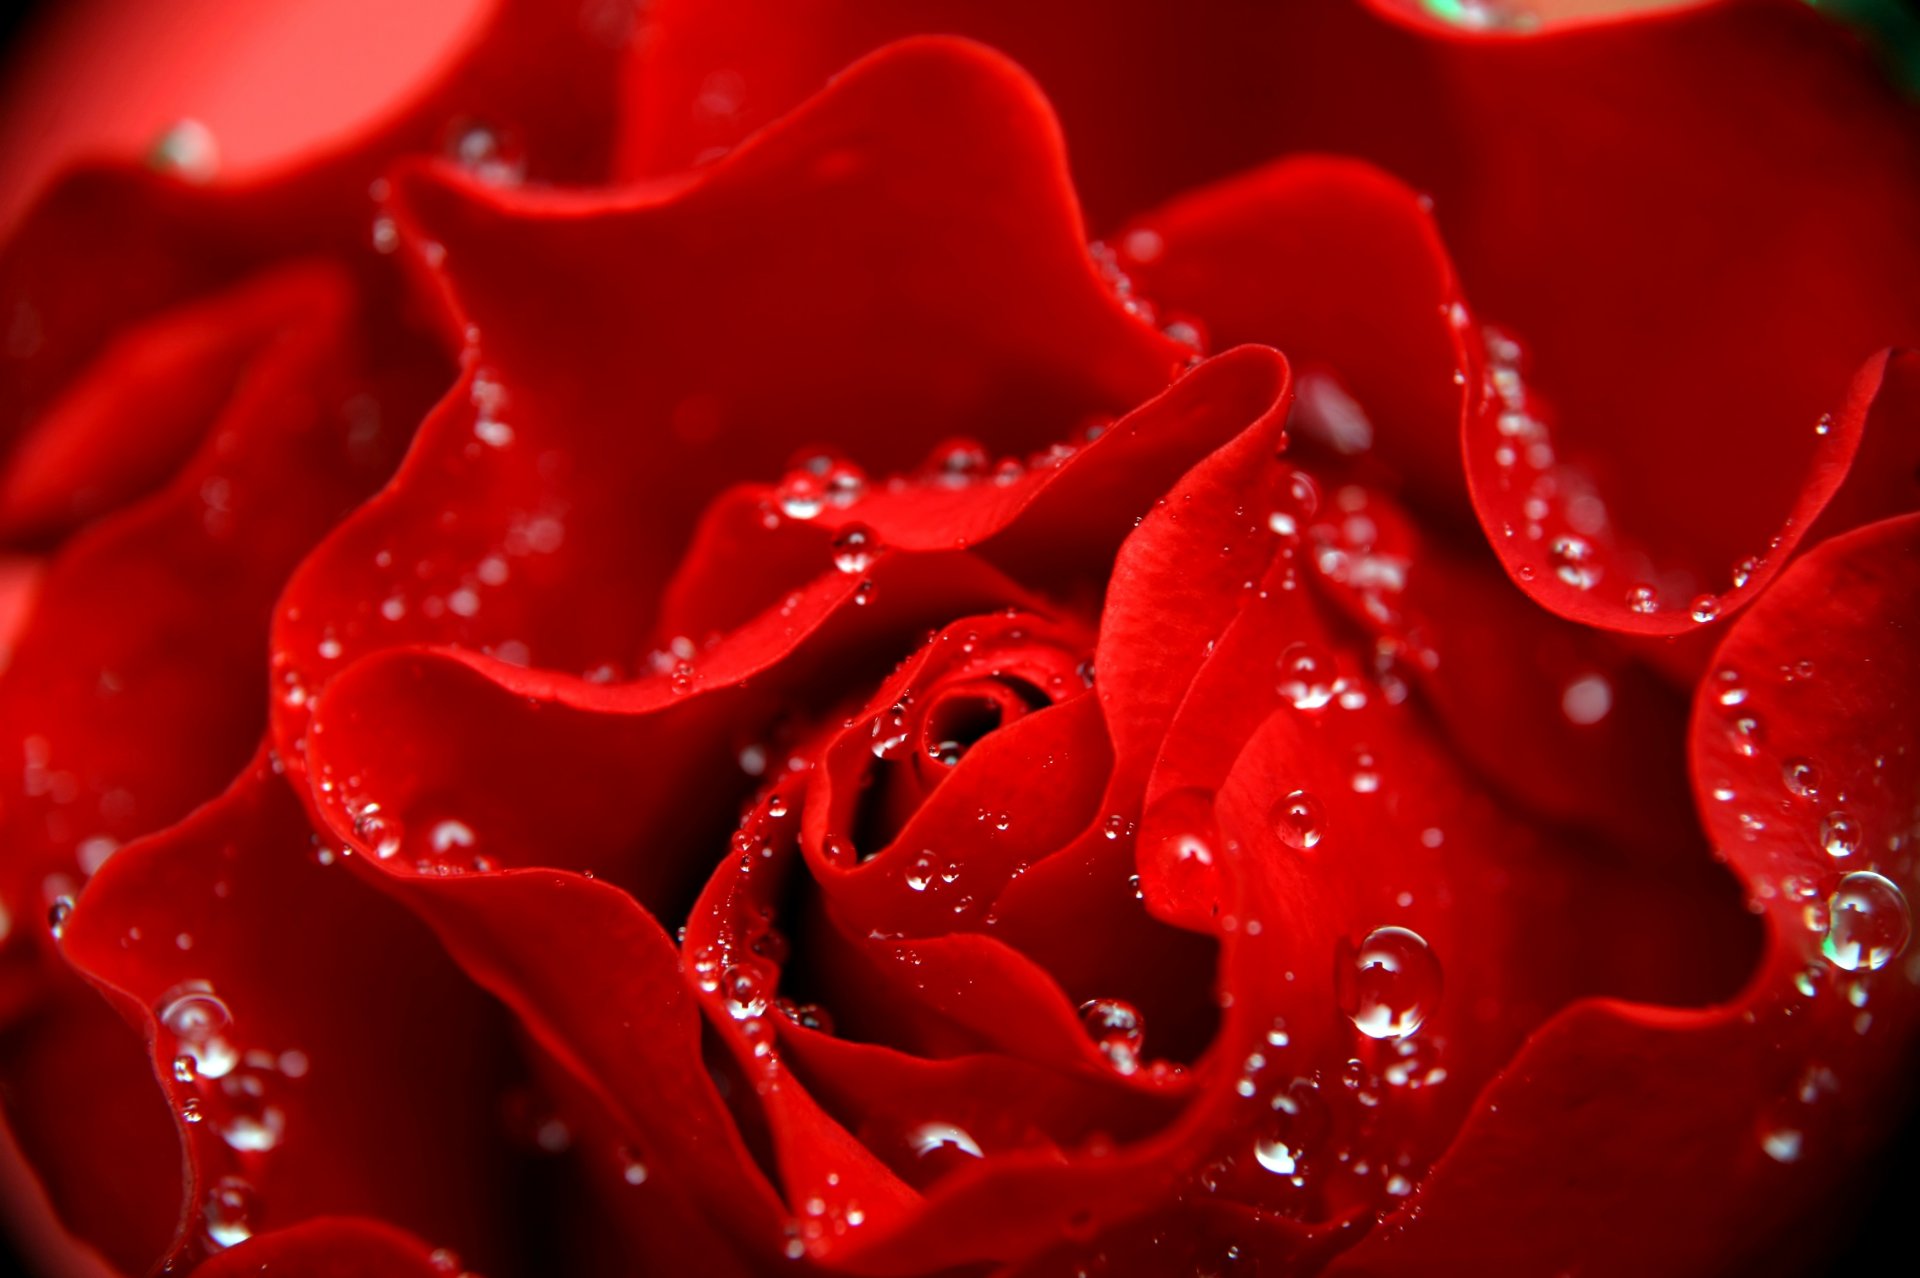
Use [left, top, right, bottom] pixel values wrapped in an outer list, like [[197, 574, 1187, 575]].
[[1116, 155, 1474, 522], [0, 966, 179, 1274], [0, 265, 408, 1017], [272, 34, 1177, 759], [0, 0, 625, 458], [193, 1216, 462, 1278], [1324, 511, 1920, 1273], [60, 754, 530, 1272]]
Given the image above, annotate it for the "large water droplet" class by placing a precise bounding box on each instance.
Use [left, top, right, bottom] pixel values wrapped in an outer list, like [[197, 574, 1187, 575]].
[[202, 1176, 258, 1250], [1276, 642, 1335, 711], [1079, 998, 1145, 1074], [722, 965, 770, 1020], [1270, 790, 1324, 851], [1820, 811, 1862, 859], [1267, 468, 1320, 538], [1337, 927, 1441, 1040], [159, 985, 232, 1045], [908, 1121, 983, 1160], [148, 119, 220, 182], [1782, 758, 1820, 800], [775, 469, 827, 520], [1548, 535, 1598, 590], [1690, 594, 1722, 625], [1822, 872, 1909, 972], [832, 523, 880, 574]]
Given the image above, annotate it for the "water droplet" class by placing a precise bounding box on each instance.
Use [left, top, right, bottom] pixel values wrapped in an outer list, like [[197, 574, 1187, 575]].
[[1337, 927, 1441, 1040], [1822, 871, 1909, 972], [722, 966, 770, 1020], [1254, 1079, 1327, 1179], [353, 805, 403, 859], [1820, 811, 1862, 859], [905, 853, 936, 892], [1625, 583, 1660, 614], [172, 1055, 198, 1083], [147, 119, 220, 182], [1548, 536, 1598, 590], [1730, 716, 1763, 758], [159, 986, 232, 1045], [619, 1147, 649, 1185], [219, 1101, 285, 1153], [47, 895, 73, 939], [928, 439, 988, 486], [1079, 998, 1145, 1074], [908, 1121, 983, 1160], [428, 1248, 462, 1276], [1760, 1125, 1803, 1164], [445, 119, 526, 186], [1276, 642, 1335, 711], [775, 469, 827, 520], [1270, 791, 1324, 851], [1731, 556, 1762, 590], [202, 1176, 257, 1250], [1690, 594, 1722, 624], [1560, 673, 1612, 725], [832, 524, 880, 574], [1349, 749, 1381, 795], [1782, 758, 1820, 800], [1267, 468, 1320, 538]]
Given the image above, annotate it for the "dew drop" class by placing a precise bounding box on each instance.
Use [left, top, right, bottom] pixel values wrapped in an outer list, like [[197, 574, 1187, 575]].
[[1560, 673, 1612, 725], [832, 524, 880, 574], [1760, 1125, 1804, 1165], [1079, 998, 1145, 1074], [1782, 758, 1820, 800], [722, 965, 770, 1020], [353, 805, 403, 859], [923, 439, 985, 486], [1276, 642, 1336, 711], [159, 986, 232, 1045], [202, 1176, 257, 1250], [1820, 810, 1862, 859], [1337, 927, 1440, 1040], [1267, 468, 1320, 538], [172, 1055, 198, 1084], [1548, 535, 1598, 590], [1625, 583, 1660, 614], [619, 1147, 649, 1185], [47, 895, 73, 939], [1690, 594, 1722, 624], [908, 1121, 983, 1160], [148, 119, 220, 182], [1270, 791, 1324, 851], [1822, 871, 1909, 972], [775, 470, 827, 520]]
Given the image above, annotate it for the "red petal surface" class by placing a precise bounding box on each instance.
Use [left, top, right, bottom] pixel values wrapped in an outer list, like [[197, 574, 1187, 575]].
[[270, 35, 1176, 762], [0, 0, 624, 463], [1324, 511, 1920, 1274], [628, 0, 1920, 641], [0, 265, 410, 1018], [60, 756, 528, 1272], [194, 1216, 462, 1278]]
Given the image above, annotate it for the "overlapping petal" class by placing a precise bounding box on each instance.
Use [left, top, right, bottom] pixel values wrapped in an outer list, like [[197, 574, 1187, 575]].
[[59, 755, 530, 1272]]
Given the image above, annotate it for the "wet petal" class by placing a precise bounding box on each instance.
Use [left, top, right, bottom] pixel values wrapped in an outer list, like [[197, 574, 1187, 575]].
[[1327, 512, 1920, 1274], [61, 756, 529, 1271]]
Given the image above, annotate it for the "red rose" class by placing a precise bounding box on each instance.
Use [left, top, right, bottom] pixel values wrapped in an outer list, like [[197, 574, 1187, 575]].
[[0, 0, 1916, 1274]]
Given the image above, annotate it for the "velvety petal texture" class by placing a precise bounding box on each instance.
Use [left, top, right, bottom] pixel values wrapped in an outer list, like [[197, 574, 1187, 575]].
[[0, 1, 1914, 1274]]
